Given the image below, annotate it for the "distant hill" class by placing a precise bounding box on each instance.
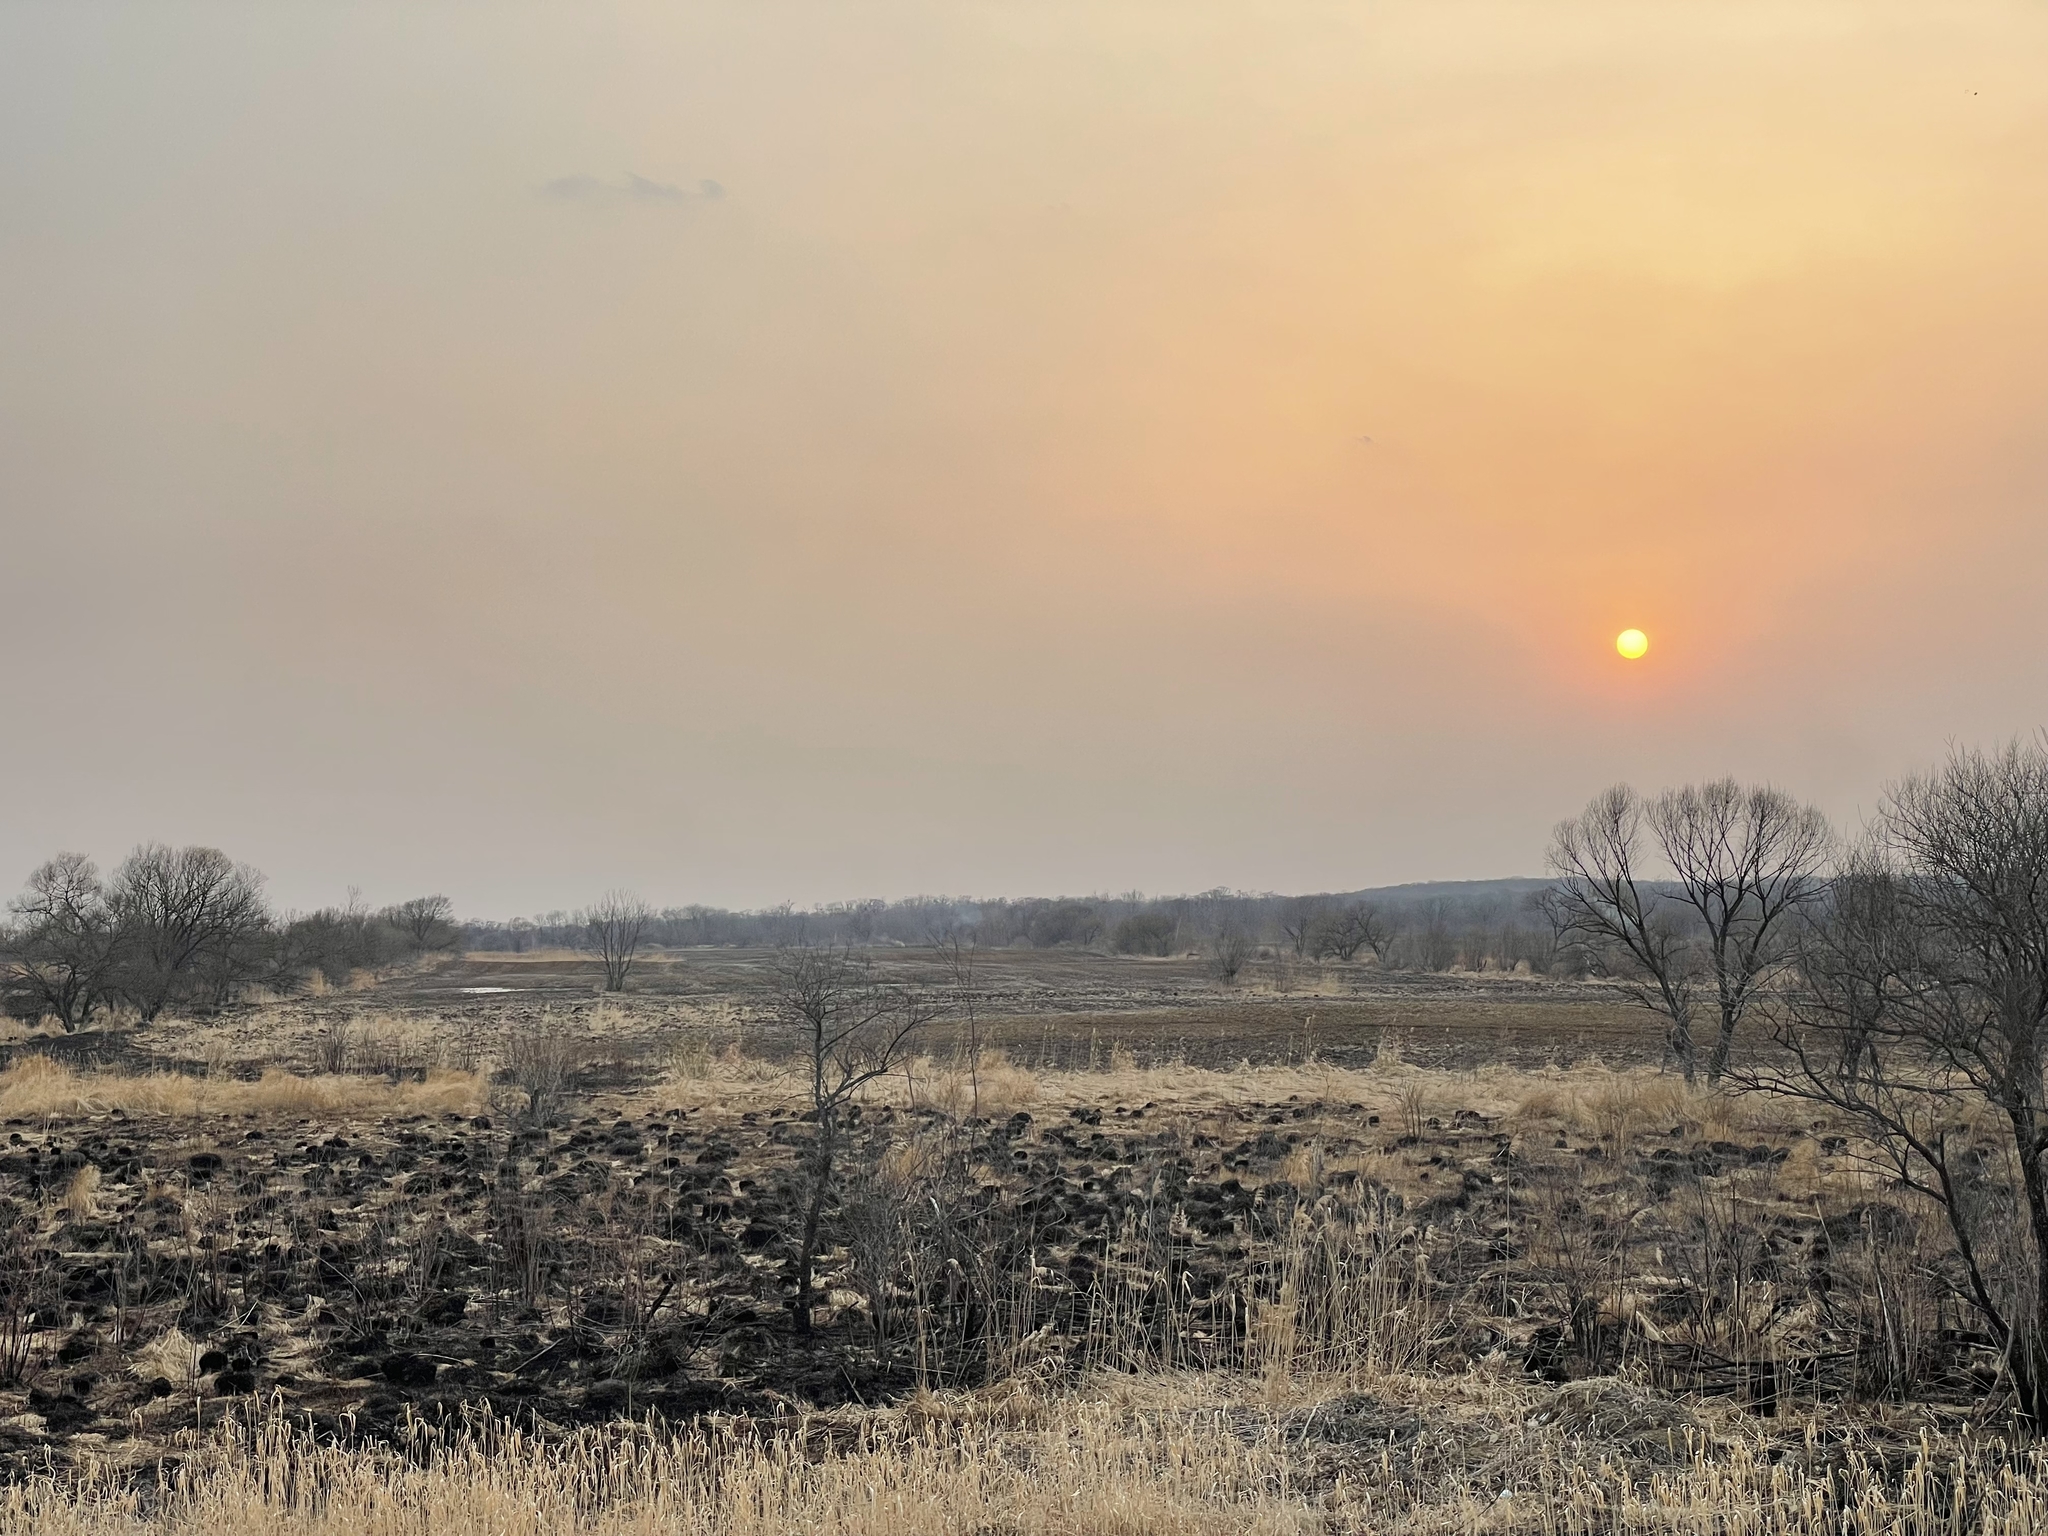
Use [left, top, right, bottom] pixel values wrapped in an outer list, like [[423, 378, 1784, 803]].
[[1327, 877, 1554, 907]]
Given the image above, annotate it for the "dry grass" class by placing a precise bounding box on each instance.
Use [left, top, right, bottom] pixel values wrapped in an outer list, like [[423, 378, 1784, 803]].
[[3, 1398, 1306, 1536], [0, 1055, 488, 1121], [56, 1163, 100, 1220], [295, 968, 382, 996], [0, 1008, 2007, 1534], [124, 1329, 200, 1392], [640, 1041, 1831, 1155], [0, 1016, 67, 1044], [460, 947, 588, 964], [7, 1382, 2048, 1536], [150, 1007, 480, 1078], [1013, 1054, 1781, 1135], [652, 1040, 800, 1111], [647, 1045, 1626, 1126], [910, 1048, 1045, 1117]]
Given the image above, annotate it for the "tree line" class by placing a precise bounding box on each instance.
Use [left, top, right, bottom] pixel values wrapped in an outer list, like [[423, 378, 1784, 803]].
[[0, 845, 459, 1029], [460, 885, 1568, 975]]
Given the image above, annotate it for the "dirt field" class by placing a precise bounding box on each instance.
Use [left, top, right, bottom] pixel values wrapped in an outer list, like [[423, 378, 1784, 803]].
[[392, 948, 1662, 1069], [0, 951, 1988, 1510]]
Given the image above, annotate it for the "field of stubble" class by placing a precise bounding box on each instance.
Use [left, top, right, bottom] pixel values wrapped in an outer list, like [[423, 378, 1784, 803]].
[[0, 949, 2040, 1533]]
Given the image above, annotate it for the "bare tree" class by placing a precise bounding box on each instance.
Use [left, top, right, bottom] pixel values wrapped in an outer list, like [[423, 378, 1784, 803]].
[[1509, 894, 1560, 974], [504, 1022, 581, 1125], [385, 894, 458, 955], [270, 887, 402, 990], [1279, 897, 1327, 958], [1113, 911, 1178, 955], [3, 854, 117, 1029], [1359, 902, 1401, 966], [839, 897, 886, 944], [1209, 926, 1251, 983], [764, 942, 943, 1334], [1414, 898, 1458, 972], [1739, 741, 2048, 1422], [336, 887, 382, 970], [1313, 900, 1392, 963], [1546, 787, 1704, 1077], [106, 844, 270, 1021], [1546, 780, 1830, 1083], [580, 890, 652, 992], [1458, 923, 1493, 972], [1652, 779, 1832, 1079], [928, 924, 985, 1117]]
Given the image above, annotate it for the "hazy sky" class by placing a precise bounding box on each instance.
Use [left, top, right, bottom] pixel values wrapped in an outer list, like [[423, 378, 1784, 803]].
[[4, 2, 2047, 915]]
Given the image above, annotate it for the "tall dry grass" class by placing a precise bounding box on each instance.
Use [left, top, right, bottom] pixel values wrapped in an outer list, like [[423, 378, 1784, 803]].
[[0, 1055, 487, 1121], [8, 1394, 2048, 1536], [151, 1007, 477, 1079], [983, 1051, 1790, 1143], [654, 1040, 796, 1110], [2, 1401, 1306, 1536], [640, 1016, 1802, 1146]]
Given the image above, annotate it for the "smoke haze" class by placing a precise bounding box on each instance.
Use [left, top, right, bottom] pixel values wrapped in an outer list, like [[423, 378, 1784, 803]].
[[3, 2, 2046, 912]]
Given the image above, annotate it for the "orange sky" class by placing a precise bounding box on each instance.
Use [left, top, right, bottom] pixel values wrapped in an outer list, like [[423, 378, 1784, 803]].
[[3, 1, 2046, 911]]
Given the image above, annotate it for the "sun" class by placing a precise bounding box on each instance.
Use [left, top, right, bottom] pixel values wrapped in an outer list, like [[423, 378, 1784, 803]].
[[1616, 628, 1649, 660]]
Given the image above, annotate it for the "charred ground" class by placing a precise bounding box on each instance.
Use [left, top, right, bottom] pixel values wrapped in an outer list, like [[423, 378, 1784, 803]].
[[0, 951, 1989, 1477]]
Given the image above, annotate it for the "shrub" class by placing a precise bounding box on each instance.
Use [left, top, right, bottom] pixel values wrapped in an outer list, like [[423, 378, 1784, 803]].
[[1112, 912, 1177, 956]]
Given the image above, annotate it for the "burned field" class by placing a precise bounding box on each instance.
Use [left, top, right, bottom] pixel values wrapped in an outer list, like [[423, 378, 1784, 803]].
[[0, 948, 1994, 1497]]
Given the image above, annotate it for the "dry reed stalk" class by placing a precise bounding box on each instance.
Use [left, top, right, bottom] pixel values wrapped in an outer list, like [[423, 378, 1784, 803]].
[[0, 1401, 1310, 1536], [10, 1398, 2048, 1536], [652, 1042, 802, 1111], [901, 1049, 1044, 1117]]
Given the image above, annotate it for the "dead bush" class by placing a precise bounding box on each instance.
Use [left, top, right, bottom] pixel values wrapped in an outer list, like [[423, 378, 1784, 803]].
[[504, 1025, 580, 1122]]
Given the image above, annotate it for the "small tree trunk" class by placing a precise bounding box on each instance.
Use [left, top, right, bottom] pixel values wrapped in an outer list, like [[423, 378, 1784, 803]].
[[1706, 1014, 1738, 1084], [2008, 1327, 2048, 1429], [794, 1111, 836, 1337], [1667, 1017, 1698, 1085], [968, 1013, 981, 1119], [2013, 1130, 2048, 1428]]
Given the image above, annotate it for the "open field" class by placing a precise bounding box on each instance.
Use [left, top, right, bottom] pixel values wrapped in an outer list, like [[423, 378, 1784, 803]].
[[0, 952, 2031, 1530], [309, 947, 1665, 1070]]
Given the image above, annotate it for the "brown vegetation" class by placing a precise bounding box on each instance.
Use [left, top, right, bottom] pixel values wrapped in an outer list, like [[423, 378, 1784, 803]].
[[10, 731, 2048, 1531], [0, 982, 2021, 1516], [10, 1385, 2048, 1535], [0, 1055, 487, 1120]]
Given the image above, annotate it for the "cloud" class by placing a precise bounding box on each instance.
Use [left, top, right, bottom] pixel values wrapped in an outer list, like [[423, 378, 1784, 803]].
[[541, 173, 724, 206], [539, 172, 603, 202]]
